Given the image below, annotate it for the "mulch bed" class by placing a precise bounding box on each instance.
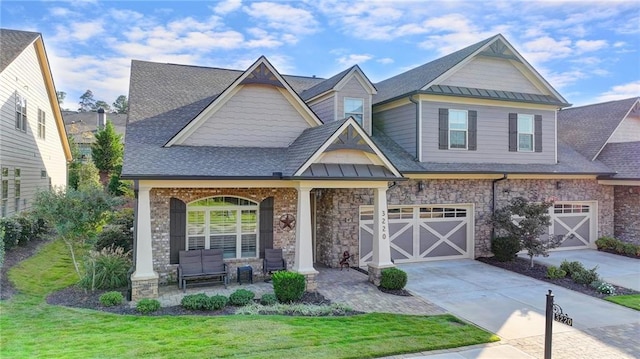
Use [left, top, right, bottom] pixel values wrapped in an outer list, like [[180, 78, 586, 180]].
[[477, 256, 639, 298]]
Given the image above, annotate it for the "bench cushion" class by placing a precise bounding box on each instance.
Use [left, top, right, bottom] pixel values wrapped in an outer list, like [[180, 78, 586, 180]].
[[179, 250, 203, 275], [202, 249, 226, 274]]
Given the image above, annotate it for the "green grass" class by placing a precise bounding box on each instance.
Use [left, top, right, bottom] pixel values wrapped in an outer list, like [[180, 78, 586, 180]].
[[605, 294, 640, 311], [1, 239, 499, 359]]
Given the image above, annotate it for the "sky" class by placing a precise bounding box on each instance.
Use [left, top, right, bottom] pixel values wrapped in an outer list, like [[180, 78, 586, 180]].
[[1, 0, 639, 109]]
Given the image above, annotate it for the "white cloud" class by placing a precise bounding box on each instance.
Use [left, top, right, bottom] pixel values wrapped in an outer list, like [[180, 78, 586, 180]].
[[243, 2, 319, 42], [55, 20, 105, 42], [597, 81, 640, 102], [575, 39, 607, 53], [212, 0, 242, 15], [520, 36, 572, 64], [537, 67, 587, 90], [337, 54, 373, 66], [377, 58, 394, 64], [49, 7, 75, 16], [245, 28, 283, 48]]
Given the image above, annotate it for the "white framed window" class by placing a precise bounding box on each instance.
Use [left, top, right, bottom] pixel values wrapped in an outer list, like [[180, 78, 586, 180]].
[[186, 196, 259, 259], [1, 179, 8, 217], [449, 109, 468, 149], [15, 92, 27, 131], [37, 109, 46, 139], [1, 168, 8, 177], [41, 169, 47, 179], [344, 98, 364, 125], [518, 114, 534, 152]]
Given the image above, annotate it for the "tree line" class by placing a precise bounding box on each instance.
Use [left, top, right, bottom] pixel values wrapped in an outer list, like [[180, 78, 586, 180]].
[[57, 90, 128, 114]]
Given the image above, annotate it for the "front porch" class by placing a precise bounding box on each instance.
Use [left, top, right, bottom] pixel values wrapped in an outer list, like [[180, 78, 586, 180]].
[[148, 265, 445, 316]]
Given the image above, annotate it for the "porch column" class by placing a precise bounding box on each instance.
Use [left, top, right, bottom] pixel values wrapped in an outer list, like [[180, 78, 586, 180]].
[[368, 185, 395, 285], [293, 186, 319, 291], [131, 185, 159, 300]]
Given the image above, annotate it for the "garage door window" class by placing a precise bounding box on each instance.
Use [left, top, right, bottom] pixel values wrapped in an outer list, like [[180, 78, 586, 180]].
[[420, 207, 467, 218], [554, 204, 589, 214]]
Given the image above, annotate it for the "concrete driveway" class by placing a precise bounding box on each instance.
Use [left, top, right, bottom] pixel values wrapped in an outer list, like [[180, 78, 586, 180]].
[[397, 257, 640, 358]]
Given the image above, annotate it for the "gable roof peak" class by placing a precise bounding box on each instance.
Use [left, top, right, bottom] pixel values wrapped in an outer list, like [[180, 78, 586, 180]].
[[0, 28, 41, 72]]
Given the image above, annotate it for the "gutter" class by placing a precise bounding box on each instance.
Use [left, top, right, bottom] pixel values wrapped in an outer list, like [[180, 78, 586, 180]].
[[491, 174, 508, 239]]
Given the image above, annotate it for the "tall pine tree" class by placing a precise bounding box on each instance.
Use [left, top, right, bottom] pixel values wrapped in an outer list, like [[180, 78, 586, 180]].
[[91, 120, 123, 180]]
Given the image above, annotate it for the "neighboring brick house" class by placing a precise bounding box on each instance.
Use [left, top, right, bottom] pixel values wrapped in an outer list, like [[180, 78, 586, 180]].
[[0, 29, 72, 217], [63, 109, 127, 162], [558, 97, 640, 244], [123, 34, 622, 300]]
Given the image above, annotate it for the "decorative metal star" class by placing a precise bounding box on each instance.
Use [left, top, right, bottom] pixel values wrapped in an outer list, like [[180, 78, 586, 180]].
[[279, 214, 296, 230]]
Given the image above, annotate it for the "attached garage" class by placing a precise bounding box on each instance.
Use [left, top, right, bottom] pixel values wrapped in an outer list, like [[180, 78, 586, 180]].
[[548, 202, 597, 250], [359, 204, 474, 266]]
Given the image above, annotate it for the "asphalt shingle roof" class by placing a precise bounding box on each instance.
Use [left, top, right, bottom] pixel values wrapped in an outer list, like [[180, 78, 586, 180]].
[[63, 111, 127, 144], [299, 66, 355, 101], [373, 35, 497, 104], [285, 118, 348, 175], [0, 28, 40, 72], [558, 97, 639, 161], [597, 141, 640, 180]]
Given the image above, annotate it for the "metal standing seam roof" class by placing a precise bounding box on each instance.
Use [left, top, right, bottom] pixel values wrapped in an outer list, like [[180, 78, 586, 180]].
[[558, 97, 639, 161], [0, 28, 40, 72], [425, 85, 568, 107]]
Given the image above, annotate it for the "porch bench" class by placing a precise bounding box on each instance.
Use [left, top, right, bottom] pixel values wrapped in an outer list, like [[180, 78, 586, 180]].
[[178, 249, 228, 292]]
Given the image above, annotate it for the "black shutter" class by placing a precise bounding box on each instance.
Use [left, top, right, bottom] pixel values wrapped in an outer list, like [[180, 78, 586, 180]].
[[534, 115, 543, 153], [169, 198, 186, 264], [508, 113, 517, 152], [468, 110, 477, 151], [438, 108, 448, 149], [259, 197, 274, 259]]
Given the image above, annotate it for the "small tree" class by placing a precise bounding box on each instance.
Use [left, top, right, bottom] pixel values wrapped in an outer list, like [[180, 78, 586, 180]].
[[76, 162, 102, 191], [32, 188, 119, 278], [112, 95, 128, 114], [91, 121, 123, 180], [492, 197, 562, 268], [67, 135, 82, 189], [79, 89, 96, 112]]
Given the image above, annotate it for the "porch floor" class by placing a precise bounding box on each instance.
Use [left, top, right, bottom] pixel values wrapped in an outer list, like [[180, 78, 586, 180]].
[[152, 265, 445, 316]]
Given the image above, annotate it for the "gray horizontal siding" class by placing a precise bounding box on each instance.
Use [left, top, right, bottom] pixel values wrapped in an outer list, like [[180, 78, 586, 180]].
[[373, 103, 416, 158], [309, 96, 335, 124], [338, 76, 371, 133], [422, 101, 556, 164]]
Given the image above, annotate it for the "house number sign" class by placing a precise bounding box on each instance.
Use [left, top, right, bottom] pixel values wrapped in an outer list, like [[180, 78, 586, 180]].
[[553, 303, 573, 326], [381, 210, 387, 240]]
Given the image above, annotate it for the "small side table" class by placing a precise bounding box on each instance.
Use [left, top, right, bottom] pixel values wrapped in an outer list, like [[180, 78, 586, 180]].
[[237, 266, 253, 284]]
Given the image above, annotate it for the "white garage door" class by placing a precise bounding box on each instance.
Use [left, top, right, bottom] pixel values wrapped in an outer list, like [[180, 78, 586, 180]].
[[359, 204, 474, 266], [548, 202, 596, 250]]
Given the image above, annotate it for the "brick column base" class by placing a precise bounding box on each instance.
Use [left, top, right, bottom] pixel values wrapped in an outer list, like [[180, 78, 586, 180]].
[[131, 277, 159, 300], [367, 264, 394, 286], [303, 272, 318, 292]]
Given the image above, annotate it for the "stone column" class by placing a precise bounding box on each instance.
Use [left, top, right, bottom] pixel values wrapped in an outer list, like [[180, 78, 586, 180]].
[[368, 185, 395, 285], [131, 185, 159, 300], [293, 185, 319, 291]]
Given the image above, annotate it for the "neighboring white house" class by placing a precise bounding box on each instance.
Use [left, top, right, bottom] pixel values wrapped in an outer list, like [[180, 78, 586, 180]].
[[0, 28, 72, 217]]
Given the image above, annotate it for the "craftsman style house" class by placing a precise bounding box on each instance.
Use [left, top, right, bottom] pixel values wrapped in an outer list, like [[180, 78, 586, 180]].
[[123, 34, 623, 300], [0, 29, 71, 217]]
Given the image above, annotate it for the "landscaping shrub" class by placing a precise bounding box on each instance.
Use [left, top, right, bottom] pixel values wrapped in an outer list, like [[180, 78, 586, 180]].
[[209, 295, 229, 310], [380, 267, 408, 290], [623, 243, 637, 256], [546, 265, 567, 279], [559, 260, 584, 277], [95, 227, 133, 254], [596, 282, 616, 296], [272, 271, 306, 303], [260, 293, 278, 306], [80, 246, 132, 290], [136, 298, 160, 314], [229, 289, 255, 306], [595, 236, 617, 251], [0, 217, 22, 250], [99, 291, 124, 306], [491, 236, 521, 262], [181, 293, 211, 310], [571, 266, 599, 286]]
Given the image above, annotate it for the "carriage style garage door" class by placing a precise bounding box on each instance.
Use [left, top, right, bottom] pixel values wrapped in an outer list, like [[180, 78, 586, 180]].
[[548, 202, 596, 250], [359, 204, 474, 266]]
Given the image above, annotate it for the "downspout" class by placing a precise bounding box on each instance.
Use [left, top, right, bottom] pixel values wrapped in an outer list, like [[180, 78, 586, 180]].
[[492, 174, 508, 239], [409, 95, 420, 161]]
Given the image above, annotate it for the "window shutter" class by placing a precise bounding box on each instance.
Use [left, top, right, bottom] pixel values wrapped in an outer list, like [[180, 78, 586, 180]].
[[438, 108, 448, 150], [259, 197, 274, 259], [468, 110, 477, 151], [169, 197, 186, 264], [534, 115, 542, 152], [508, 113, 517, 152]]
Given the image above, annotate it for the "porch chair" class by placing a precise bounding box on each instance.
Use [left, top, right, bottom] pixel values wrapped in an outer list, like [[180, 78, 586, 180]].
[[263, 248, 287, 277]]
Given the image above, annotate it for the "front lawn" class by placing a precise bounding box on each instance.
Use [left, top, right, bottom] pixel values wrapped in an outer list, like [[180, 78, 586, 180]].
[[1, 239, 498, 359], [605, 294, 640, 311]]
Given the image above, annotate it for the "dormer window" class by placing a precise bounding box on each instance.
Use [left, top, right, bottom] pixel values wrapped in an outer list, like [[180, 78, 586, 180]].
[[344, 98, 363, 125]]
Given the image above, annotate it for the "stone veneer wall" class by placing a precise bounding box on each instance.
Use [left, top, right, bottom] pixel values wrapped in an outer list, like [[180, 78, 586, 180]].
[[149, 188, 298, 284], [314, 178, 614, 267], [614, 186, 640, 244]]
